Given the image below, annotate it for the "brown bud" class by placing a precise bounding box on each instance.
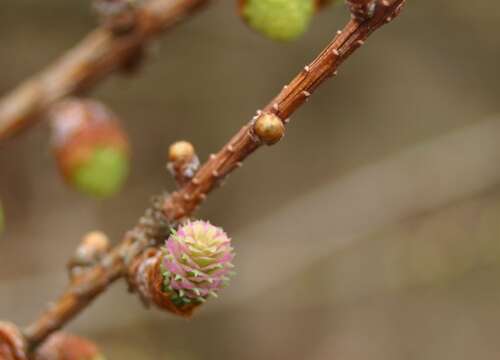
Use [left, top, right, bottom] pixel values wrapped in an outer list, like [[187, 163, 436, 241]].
[[34, 333, 104, 360], [167, 141, 199, 187], [0, 322, 27, 360], [254, 112, 285, 145], [168, 141, 195, 164]]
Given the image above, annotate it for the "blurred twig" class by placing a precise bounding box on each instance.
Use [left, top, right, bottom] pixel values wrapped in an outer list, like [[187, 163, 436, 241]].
[[0, 0, 211, 142]]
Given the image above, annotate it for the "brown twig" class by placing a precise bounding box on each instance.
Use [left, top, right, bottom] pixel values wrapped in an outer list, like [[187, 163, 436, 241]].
[[23, 195, 171, 350], [20, 0, 405, 352], [0, 0, 211, 142], [163, 0, 405, 220]]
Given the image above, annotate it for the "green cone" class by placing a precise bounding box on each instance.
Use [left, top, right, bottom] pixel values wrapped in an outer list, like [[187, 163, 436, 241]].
[[72, 147, 129, 198], [241, 0, 315, 41]]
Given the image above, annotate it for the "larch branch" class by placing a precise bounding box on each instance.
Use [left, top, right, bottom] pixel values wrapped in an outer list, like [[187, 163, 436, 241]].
[[20, 0, 405, 353], [163, 0, 405, 220]]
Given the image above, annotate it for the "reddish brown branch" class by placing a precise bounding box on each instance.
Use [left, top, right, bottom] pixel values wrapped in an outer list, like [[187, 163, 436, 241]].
[[0, 0, 211, 142], [22, 195, 171, 350], [19, 0, 405, 352], [164, 0, 405, 220]]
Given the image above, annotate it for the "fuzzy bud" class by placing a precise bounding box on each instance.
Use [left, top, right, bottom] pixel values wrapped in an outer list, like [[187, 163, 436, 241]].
[[239, 0, 315, 41], [50, 99, 130, 198], [0, 322, 27, 360], [34, 333, 106, 360], [254, 112, 285, 145]]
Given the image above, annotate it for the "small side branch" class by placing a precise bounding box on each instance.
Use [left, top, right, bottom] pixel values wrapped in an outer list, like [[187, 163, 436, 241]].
[[22, 195, 171, 350]]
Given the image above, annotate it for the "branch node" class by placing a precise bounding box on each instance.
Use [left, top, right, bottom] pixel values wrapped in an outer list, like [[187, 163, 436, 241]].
[[346, 0, 376, 22], [68, 231, 111, 280], [93, 0, 141, 35]]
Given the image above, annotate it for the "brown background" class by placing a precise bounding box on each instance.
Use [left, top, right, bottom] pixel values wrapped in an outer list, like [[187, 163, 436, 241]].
[[1, 1, 500, 359]]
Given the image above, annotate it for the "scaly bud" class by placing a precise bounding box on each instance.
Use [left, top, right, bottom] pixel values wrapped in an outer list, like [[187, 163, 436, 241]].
[[50, 99, 130, 198], [239, 0, 315, 41], [167, 141, 200, 186], [168, 141, 195, 164], [254, 112, 285, 145], [34, 333, 106, 360]]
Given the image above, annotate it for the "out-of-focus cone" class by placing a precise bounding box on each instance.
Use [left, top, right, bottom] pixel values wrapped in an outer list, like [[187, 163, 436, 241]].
[[50, 98, 130, 198], [239, 0, 315, 41]]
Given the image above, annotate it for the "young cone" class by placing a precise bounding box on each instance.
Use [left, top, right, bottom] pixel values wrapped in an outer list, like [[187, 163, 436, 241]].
[[239, 0, 315, 41], [162, 221, 235, 308], [50, 99, 130, 198], [128, 221, 235, 317]]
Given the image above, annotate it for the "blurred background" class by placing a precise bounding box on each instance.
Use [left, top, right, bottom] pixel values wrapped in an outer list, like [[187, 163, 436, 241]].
[[1, 1, 500, 359]]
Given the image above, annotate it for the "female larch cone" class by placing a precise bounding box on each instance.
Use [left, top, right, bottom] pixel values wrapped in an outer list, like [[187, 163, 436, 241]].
[[130, 220, 235, 317], [162, 221, 235, 307], [128, 221, 235, 317], [239, 0, 315, 41], [50, 98, 130, 198]]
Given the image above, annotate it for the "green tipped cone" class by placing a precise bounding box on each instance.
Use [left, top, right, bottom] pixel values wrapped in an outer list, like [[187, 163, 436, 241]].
[[242, 0, 315, 41], [72, 147, 129, 198]]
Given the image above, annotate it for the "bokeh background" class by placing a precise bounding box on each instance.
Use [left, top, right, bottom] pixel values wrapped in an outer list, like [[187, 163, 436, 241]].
[[1, 1, 500, 359]]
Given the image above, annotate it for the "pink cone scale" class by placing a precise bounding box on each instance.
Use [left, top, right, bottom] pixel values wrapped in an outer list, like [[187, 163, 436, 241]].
[[161, 220, 235, 306]]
